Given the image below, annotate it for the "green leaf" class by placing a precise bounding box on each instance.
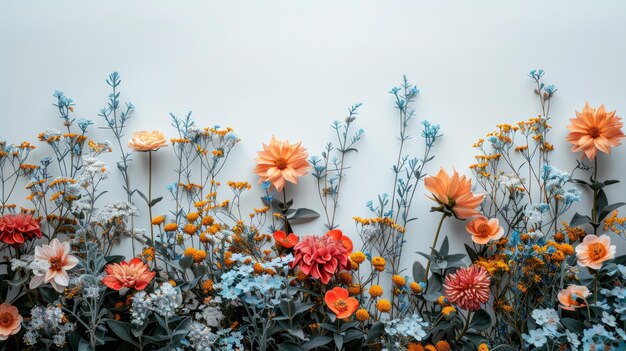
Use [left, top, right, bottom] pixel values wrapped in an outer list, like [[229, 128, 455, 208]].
[[105, 320, 138, 347], [464, 244, 478, 262], [469, 309, 492, 331], [365, 321, 384, 341], [599, 202, 626, 222], [287, 208, 320, 222], [179, 255, 193, 270], [604, 180, 620, 186], [570, 212, 592, 227], [333, 332, 344, 351], [412, 261, 426, 283], [149, 196, 163, 207], [136, 190, 149, 204], [561, 317, 584, 333], [301, 336, 333, 350], [439, 236, 449, 257]]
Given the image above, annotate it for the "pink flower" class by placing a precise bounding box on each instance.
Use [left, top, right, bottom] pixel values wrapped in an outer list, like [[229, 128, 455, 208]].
[[443, 266, 491, 311], [558, 285, 591, 311], [0, 303, 22, 340], [30, 238, 79, 293], [102, 258, 156, 291], [291, 235, 350, 284], [0, 214, 42, 245]]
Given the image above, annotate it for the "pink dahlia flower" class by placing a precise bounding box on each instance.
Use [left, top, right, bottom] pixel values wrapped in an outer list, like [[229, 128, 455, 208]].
[[443, 265, 491, 311], [0, 214, 42, 245], [292, 235, 349, 284]]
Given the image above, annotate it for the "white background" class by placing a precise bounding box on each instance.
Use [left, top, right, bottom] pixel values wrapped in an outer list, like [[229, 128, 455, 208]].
[[2, 1, 625, 266]]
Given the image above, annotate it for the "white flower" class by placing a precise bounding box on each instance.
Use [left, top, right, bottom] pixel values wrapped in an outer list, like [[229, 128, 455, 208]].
[[29, 239, 79, 292], [531, 308, 560, 331], [523, 329, 547, 347], [601, 311, 617, 327], [566, 330, 580, 348]]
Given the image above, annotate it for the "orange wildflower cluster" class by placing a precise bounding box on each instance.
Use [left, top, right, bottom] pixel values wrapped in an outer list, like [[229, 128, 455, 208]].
[[605, 210, 626, 236], [353, 216, 406, 233], [183, 247, 207, 263]]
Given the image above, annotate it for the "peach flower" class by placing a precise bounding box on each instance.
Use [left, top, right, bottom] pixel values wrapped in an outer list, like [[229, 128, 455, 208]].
[[253, 136, 310, 191], [0, 303, 22, 340], [29, 238, 79, 293], [465, 216, 504, 244], [425, 168, 484, 219], [566, 103, 625, 160], [102, 258, 156, 291], [128, 131, 168, 151], [324, 287, 359, 319], [575, 234, 616, 270], [558, 284, 590, 311]]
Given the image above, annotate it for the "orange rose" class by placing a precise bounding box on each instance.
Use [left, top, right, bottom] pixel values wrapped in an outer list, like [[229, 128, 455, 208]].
[[128, 131, 168, 151]]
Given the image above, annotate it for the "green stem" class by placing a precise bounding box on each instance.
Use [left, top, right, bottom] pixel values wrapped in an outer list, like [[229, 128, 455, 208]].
[[592, 157, 599, 235], [456, 310, 473, 342], [424, 212, 448, 282], [148, 151, 155, 268]]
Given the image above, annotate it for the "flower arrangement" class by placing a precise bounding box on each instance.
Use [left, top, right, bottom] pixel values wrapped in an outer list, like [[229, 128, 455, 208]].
[[0, 70, 624, 351]]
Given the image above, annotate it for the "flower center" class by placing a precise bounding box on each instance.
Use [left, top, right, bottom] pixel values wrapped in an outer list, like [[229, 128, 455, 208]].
[[588, 127, 601, 138], [587, 242, 607, 261], [476, 223, 491, 237], [274, 158, 288, 170], [0, 312, 14, 327], [333, 299, 348, 312], [49, 257, 63, 271]]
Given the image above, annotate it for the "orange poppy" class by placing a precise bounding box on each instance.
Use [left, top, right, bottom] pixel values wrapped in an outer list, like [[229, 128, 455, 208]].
[[425, 168, 484, 219], [273, 230, 299, 248], [253, 136, 310, 191], [465, 216, 504, 244], [325, 229, 353, 252], [566, 103, 625, 160], [324, 287, 359, 319]]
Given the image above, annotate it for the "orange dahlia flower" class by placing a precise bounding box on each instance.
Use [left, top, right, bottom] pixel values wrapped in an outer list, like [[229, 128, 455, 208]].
[[253, 136, 310, 191], [128, 131, 168, 151], [425, 168, 484, 219], [0, 303, 22, 340], [324, 287, 359, 319], [575, 234, 616, 270], [566, 103, 625, 160], [325, 229, 353, 252], [557, 284, 590, 311], [273, 230, 299, 248], [102, 258, 156, 291], [465, 216, 504, 244]]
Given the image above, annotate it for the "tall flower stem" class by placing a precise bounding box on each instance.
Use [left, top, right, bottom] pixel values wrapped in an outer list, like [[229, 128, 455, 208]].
[[591, 157, 599, 234], [424, 212, 448, 282], [148, 150, 156, 268]]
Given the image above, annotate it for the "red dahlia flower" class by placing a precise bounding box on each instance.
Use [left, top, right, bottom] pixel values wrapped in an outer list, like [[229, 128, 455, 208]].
[[0, 214, 42, 245], [443, 265, 491, 311], [292, 235, 350, 284]]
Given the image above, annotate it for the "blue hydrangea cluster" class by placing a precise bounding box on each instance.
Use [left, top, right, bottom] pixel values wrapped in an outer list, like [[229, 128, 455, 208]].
[[219, 254, 293, 308], [383, 313, 429, 342]]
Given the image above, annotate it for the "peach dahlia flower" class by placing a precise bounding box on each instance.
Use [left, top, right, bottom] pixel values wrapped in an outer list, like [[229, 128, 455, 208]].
[[0, 303, 22, 340], [566, 103, 625, 160], [425, 168, 484, 219], [128, 131, 168, 151], [575, 234, 616, 270], [465, 216, 504, 244], [29, 238, 79, 293], [558, 284, 590, 311], [253, 136, 310, 191], [102, 258, 156, 291], [443, 266, 491, 311]]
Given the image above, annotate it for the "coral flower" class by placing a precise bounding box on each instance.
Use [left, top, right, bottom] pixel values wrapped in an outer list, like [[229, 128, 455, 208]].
[[443, 266, 491, 311], [558, 284, 591, 311], [291, 235, 350, 284], [465, 216, 504, 244], [0, 303, 22, 340], [102, 258, 156, 291], [325, 229, 353, 252], [566, 103, 625, 160], [575, 234, 616, 270], [128, 131, 168, 151], [425, 168, 484, 219], [253, 136, 310, 191], [0, 214, 42, 245], [324, 287, 359, 319], [273, 230, 299, 248], [29, 238, 79, 293]]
